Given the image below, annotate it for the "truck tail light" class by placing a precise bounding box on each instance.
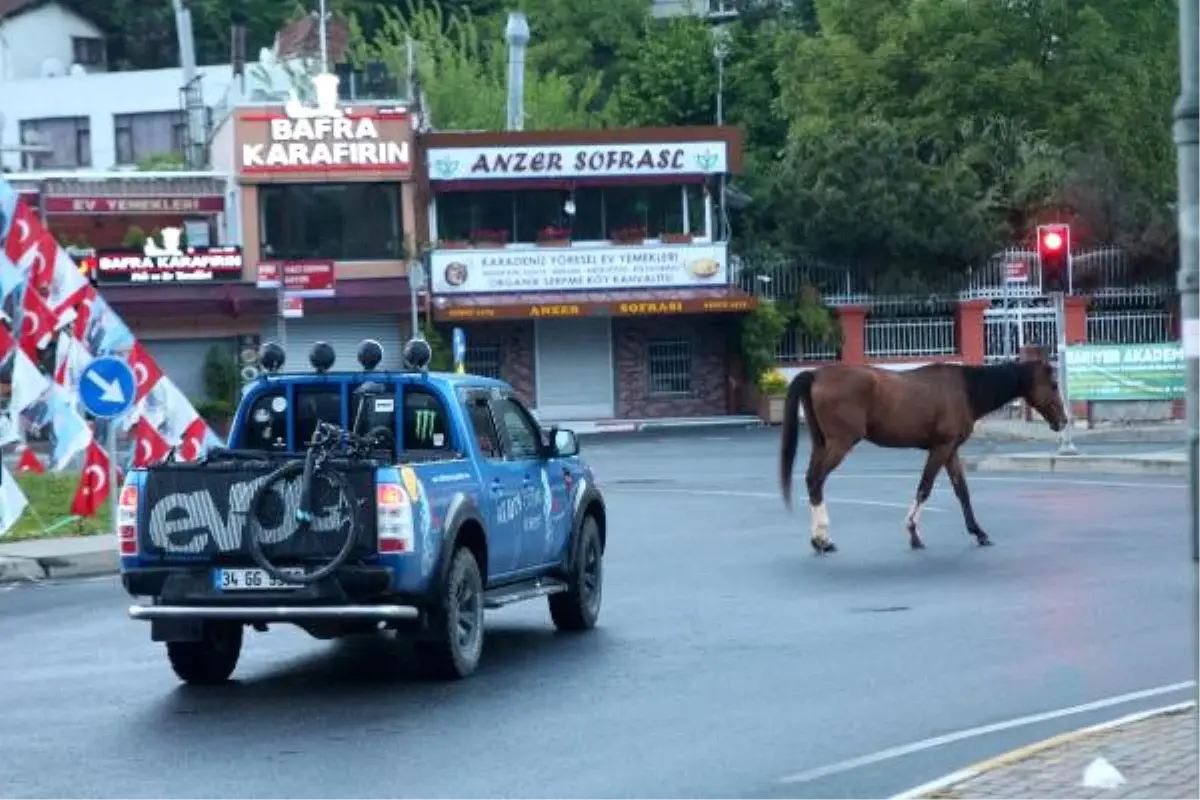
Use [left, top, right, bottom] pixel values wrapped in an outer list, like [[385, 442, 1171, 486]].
[[376, 482, 415, 554], [117, 484, 139, 556]]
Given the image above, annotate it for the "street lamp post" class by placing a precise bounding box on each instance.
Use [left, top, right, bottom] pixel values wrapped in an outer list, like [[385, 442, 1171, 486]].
[[1171, 0, 1200, 758], [712, 27, 729, 242]]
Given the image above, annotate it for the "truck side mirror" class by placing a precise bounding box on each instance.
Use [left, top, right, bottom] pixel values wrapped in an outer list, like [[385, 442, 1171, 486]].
[[553, 428, 579, 458]]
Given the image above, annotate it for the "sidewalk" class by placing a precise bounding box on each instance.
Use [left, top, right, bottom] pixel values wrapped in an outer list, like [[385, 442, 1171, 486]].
[[894, 703, 1198, 799], [972, 450, 1187, 478], [0, 533, 116, 582]]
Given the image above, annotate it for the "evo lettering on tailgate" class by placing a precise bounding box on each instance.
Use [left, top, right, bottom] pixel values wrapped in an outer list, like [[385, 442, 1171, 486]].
[[147, 472, 344, 552]]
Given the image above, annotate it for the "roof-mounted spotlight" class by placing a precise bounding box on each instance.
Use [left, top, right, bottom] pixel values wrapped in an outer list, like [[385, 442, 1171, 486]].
[[309, 341, 336, 374], [357, 338, 384, 371], [402, 336, 432, 372], [259, 341, 286, 374]]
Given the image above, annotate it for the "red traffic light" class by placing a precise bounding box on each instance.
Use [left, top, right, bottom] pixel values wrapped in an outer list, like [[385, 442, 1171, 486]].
[[1041, 231, 1064, 251]]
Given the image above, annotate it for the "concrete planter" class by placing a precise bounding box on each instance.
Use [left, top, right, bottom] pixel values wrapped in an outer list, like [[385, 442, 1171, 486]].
[[763, 395, 786, 425]]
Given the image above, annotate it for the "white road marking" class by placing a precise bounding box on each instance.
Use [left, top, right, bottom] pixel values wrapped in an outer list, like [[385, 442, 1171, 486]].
[[825, 472, 1187, 490], [604, 486, 948, 513], [775, 680, 1196, 786]]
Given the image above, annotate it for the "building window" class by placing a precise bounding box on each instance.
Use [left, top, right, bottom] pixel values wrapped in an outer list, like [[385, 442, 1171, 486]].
[[647, 339, 693, 395], [114, 111, 186, 165], [464, 344, 502, 379], [18, 117, 91, 169], [434, 184, 708, 245], [259, 182, 404, 261], [72, 37, 105, 67]]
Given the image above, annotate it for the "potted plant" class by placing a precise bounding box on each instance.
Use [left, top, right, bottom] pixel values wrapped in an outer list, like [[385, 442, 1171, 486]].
[[757, 369, 789, 424], [609, 225, 646, 245], [661, 231, 693, 244], [537, 225, 572, 247], [471, 228, 509, 248]]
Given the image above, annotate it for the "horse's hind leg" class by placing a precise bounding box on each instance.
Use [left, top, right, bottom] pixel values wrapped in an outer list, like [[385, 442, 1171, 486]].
[[906, 446, 953, 549], [944, 450, 990, 546], [807, 441, 851, 554]]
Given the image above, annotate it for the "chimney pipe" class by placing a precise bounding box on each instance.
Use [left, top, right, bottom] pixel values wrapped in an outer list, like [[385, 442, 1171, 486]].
[[505, 12, 529, 131], [231, 10, 247, 82]]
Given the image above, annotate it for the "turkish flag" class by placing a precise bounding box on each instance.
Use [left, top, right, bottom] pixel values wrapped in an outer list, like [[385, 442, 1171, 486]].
[[16, 447, 45, 475], [55, 284, 96, 341], [70, 441, 112, 518], [177, 417, 209, 462], [2, 200, 45, 263], [132, 417, 171, 468], [18, 287, 55, 359], [20, 230, 58, 292], [0, 322, 14, 362], [127, 342, 163, 402]]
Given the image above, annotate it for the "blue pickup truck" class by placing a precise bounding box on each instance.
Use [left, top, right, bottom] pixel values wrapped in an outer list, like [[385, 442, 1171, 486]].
[[117, 337, 607, 684]]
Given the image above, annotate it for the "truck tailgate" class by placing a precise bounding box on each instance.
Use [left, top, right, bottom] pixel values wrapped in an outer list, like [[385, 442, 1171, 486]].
[[137, 454, 378, 563]]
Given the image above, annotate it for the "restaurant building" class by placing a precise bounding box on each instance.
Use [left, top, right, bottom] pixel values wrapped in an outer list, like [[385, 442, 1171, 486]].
[[73, 77, 421, 401], [422, 126, 756, 422]]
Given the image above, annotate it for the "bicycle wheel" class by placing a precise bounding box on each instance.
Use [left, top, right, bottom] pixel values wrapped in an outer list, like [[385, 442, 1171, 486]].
[[245, 459, 359, 585]]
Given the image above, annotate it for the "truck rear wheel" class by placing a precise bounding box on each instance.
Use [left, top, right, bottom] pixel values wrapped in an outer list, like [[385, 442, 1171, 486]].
[[166, 621, 243, 685], [416, 547, 485, 680], [549, 515, 603, 632]]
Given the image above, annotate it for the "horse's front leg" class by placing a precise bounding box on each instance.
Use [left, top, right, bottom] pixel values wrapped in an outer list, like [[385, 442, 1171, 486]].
[[944, 450, 990, 546], [907, 446, 952, 549]]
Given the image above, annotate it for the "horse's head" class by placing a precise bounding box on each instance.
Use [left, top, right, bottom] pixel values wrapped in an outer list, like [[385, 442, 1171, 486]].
[[1023, 360, 1067, 432]]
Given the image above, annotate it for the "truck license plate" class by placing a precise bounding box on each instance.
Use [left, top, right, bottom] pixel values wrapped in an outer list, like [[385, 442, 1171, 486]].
[[213, 568, 305, 591]]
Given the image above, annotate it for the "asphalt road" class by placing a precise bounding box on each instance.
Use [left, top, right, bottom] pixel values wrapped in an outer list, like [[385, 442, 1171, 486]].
[[1, 429, 1195, 799]]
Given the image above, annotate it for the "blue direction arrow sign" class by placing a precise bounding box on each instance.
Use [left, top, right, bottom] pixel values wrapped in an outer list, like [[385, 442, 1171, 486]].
[[78, 356, 137, 419]]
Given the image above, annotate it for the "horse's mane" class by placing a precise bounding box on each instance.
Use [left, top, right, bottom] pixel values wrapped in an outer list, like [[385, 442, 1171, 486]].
[[959, 361, 1034, 419]]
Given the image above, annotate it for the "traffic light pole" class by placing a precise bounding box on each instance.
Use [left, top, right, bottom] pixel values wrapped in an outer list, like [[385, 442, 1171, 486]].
[[1171, 0, 1200, 758]]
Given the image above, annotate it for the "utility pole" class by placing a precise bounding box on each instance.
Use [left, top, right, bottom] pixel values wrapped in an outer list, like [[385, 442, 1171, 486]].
[[1176, 0, 1200, 762]]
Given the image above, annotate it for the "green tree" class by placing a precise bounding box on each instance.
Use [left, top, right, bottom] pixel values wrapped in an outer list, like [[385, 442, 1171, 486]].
[[613, 17, 717, 127], [348, 0, 613, 131]]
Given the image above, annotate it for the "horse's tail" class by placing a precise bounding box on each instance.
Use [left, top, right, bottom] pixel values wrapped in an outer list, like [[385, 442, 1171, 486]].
[[780, 369, 823, 510]]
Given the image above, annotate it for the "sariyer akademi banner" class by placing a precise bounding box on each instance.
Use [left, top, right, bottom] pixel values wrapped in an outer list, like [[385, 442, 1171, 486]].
[[0, 179, 222, 534]]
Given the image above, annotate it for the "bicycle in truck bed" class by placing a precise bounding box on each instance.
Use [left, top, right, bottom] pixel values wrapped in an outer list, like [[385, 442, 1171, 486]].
[[118, 337, 607, 684]]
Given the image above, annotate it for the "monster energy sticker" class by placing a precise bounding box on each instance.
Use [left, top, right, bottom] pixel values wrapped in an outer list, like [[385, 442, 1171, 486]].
[[412, 409, 439, 446]]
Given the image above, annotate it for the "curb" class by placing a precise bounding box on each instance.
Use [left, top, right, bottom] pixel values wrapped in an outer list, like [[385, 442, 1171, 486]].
[[888, 700, 1198, 800], [971, 453, 1187, 478], [0, 547, 118, 584]]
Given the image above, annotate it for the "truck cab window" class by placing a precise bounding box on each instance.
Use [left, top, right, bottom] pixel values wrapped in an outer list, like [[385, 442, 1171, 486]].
[[237, 388, 287, 450], [351, 382, 398, 457], [493, 397, 542, 460], [295, 386, 342, 446], [403, 387, 452, 452], [466, 400, 502, 459]]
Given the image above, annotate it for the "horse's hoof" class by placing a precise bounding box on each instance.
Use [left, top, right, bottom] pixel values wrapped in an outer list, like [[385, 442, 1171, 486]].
[[976, 535, 993, 547], [811, 538, 837, 554], [910, 538, 926, 550]]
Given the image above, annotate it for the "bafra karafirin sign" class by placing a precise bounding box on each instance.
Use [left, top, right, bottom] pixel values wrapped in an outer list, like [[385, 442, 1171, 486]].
[[240, 72, 411, 170]]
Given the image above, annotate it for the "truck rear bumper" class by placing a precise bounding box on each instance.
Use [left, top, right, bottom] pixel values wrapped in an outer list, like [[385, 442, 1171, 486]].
[[128, 603, 420, 622]]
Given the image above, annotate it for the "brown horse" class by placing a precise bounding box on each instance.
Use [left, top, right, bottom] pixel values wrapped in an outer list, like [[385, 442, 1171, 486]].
[[779, 360, 1067, 553]]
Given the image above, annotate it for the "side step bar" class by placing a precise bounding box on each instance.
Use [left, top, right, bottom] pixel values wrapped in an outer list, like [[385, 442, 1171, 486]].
[[129, 604, 420, 622], [483, 578, 568, 609]]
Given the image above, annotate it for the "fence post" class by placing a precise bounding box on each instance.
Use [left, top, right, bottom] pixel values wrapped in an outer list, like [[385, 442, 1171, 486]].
[[836, 305, 869, 365], [1064, 296, 1091, 421], [955, 299, 991, 364]]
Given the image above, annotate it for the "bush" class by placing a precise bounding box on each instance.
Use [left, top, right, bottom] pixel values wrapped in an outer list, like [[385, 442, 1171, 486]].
[[758, 369, 789, 397]]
